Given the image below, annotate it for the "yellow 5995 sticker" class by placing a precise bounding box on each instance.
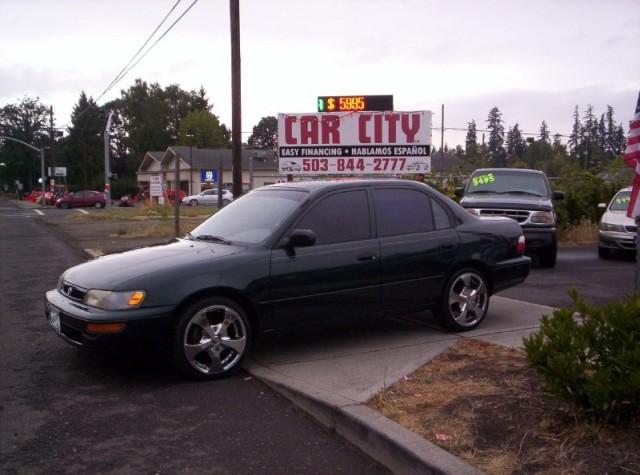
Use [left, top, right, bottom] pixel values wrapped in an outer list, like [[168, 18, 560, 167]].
[[471, 173, 496, 187]]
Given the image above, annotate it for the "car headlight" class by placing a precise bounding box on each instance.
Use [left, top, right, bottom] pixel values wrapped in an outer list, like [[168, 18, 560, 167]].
[[530, 211, 555, 224], [466, 208, 481, 216], [83, 290, 146, 310], [599, 222, 626, 232]]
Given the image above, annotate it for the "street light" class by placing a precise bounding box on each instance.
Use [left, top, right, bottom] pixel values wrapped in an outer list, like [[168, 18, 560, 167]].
[[0, 135, 45, 194]]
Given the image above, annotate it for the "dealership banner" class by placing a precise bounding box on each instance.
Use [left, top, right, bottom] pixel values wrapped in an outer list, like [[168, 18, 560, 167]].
[[277, 111, 432, 175]]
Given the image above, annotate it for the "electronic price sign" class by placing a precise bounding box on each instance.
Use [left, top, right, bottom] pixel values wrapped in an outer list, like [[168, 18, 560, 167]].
[[317, 95, 393, 113]]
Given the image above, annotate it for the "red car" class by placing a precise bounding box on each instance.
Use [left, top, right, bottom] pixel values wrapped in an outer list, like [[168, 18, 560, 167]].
[[56, 191, 106, 209]]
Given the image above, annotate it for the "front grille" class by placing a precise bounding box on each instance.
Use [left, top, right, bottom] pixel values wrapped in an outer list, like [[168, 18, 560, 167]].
[[59, 281, 87, 302], [478, 209, 531, 223], [60, 312, 84, 344], [625, 225, 637, 233]]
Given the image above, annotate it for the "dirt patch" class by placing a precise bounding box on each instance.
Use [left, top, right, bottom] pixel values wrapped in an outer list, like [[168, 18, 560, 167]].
[[369, 339, 640, 474]]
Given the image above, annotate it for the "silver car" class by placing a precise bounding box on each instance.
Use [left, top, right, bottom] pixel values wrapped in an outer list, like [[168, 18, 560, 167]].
[[598, 187, 636, 258], [182, 189, 234, 207]]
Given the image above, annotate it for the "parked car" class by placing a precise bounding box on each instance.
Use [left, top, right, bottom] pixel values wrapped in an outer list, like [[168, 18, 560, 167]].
[[598, 186, 635, 258], [55, 190, 106, 209], [182, 189, 233, 207], [455, 168, 564, 267], [45, 180, 530, 380]]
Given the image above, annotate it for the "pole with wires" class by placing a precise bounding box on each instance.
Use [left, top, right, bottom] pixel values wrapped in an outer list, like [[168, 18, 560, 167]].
[[230, 0, 242, 199]]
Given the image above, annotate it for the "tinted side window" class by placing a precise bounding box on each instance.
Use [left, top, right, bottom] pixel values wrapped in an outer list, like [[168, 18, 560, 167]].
[[373, 188, 434, 237], [432, 199, 452, 230], [296, 190, 370, 244]]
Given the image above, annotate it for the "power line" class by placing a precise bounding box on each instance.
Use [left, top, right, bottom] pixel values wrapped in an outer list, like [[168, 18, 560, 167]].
[[94, 0, 184, 104], [102, 0, 200, 99]]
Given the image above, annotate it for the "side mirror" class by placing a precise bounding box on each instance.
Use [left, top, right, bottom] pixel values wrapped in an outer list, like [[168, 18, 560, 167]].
[[286, 229, 316, 248], [552, 191, 564, 200], [454, 187, 465, 198]]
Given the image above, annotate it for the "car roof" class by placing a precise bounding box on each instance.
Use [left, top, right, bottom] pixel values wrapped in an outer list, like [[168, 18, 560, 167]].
[[260, 178, 419, 195], [472, 168, 546, 176]]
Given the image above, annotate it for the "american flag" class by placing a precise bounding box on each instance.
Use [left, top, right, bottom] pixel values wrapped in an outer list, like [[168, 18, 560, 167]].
[[624, 92, 640, 218]]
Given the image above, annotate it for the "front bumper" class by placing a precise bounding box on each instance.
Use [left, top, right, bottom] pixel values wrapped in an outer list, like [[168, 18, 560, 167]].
[[598, 231, 636, 252], [522, 226, 556, 251], [489, 256, 531, 293], [45, 289, 175, 350]]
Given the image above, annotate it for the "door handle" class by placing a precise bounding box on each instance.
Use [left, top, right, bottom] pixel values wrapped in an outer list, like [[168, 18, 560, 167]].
[[357, 255, 378, 262]]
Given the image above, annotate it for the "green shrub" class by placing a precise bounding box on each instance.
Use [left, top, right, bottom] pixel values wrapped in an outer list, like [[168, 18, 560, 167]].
[[523, 289, 640, 424]]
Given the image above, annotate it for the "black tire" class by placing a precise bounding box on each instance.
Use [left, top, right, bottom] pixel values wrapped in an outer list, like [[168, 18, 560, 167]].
[[223, 199, 230, 206], [95, 202, 103, 209], [598, 246, 610, 259], [539, 241, 557, 268], [60, 202, 69, 209], [189, 199, 198, 207], [436, 268, 489, 331], [169, 297, 252, 380]]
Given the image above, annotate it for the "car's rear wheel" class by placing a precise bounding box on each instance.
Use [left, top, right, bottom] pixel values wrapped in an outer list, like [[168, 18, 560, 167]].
[[95, 202, 103, 209], [436, 268, 489, 331], [60, 202, 69, 209], [222, 199, 230, 206], [189, 199, 198, 207], [169, 297, 251, 380], [539, 240, 557, 268]]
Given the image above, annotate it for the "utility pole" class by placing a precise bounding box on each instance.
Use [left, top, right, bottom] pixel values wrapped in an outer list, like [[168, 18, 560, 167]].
[[440, 104, 444, 178], [230, 0, 242, 199], [104, 110, 116, 208], [174, 155, 181, 237], [49, 106, 55, 191]]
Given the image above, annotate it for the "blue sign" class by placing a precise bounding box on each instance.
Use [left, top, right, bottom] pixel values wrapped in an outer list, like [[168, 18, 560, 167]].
[[200, 169, 218, 183]]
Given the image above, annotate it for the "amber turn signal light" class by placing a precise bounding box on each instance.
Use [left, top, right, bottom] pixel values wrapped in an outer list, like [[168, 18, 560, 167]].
[[85, 323, 127, 335]]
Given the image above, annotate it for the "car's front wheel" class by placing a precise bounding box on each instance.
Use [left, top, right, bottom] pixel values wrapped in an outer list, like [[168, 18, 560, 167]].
[[189, 199, 198, 207], [60, 202, 69, 209], [436, 268, 489, 331], [169, 297, 251, 380], [598, 246, 610, 259], [539, 240, 557, 268]]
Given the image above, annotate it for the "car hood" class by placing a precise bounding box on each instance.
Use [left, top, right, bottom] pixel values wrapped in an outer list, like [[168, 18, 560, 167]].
[[63, 239, 246, 290], [460, 193, 553, 211], [601, 209, 635, 227]]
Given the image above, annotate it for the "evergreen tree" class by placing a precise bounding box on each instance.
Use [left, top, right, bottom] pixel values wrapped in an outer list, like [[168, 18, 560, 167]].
[[605, 105, 617, 157], [506, 123, 526, 161], [568, 105, 582, 158], [552, 134, 566, 155], [486, 107, 506, 167], [539, 121, 550, 144], [62, 92, 105, 190]]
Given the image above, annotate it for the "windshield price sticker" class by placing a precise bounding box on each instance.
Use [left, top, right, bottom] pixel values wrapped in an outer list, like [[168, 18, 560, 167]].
[[471, 173, 496, 187]]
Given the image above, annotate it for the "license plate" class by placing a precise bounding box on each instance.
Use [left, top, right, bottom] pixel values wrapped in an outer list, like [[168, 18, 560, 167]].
[[49, 308, 61, 333]]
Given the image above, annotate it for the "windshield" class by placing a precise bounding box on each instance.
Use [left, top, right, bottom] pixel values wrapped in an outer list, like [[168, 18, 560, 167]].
[[609, 190, 631, 211], [189, 189, 307, 244], [466, 170, 550, 197]]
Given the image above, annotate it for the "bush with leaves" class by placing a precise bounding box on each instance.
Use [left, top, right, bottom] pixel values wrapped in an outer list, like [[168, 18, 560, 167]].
[[523, 289, 640, 424]]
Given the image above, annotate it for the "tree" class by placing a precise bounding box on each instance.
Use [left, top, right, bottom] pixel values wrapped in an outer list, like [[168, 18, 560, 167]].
[[61, 92, 106, 190], [178, 110, 230, 148], [0, 96, 50, 191], [465, 119, 479, 159], [486, 107, 506, 167], [539, 121, 550, 144], [568, 105, 582, 158], [506, 123, 526, 161], [248, 116, 278, 149]]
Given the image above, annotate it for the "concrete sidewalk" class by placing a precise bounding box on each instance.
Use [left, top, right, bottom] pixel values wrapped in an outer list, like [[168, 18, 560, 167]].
[[245, 296, 553, 474]]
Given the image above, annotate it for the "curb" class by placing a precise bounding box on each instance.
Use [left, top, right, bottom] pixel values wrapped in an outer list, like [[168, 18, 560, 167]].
[[245, 360, 482, 475]]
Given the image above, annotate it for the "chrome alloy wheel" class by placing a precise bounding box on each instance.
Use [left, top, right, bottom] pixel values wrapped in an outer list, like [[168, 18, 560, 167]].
[[183, 304, 248, 376], [447, 272, 488, 328]]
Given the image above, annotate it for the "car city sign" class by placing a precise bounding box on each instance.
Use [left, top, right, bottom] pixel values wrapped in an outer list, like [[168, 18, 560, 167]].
[[277, 111, 432, 175]]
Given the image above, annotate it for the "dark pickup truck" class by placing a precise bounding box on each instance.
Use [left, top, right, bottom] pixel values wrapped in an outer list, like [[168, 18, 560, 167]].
[[455, 168, 564, 267]]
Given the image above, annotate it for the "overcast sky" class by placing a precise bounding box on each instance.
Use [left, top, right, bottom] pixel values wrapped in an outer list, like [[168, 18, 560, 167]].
[[1, 0, 638, 146]]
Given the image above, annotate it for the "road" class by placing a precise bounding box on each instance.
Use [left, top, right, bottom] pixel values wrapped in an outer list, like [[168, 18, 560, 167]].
[[0, 200, 387, 475], [499, 246, 636, 308]]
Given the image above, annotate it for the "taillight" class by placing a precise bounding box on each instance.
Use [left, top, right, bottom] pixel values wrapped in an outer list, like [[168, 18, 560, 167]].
[[517, 235, 526, 255]]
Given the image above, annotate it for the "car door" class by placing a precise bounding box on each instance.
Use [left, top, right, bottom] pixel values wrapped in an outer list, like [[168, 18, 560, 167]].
[[201, 189, 216, 205], [268, 189, 382, 329], [372, 187, 459, 314]]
